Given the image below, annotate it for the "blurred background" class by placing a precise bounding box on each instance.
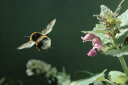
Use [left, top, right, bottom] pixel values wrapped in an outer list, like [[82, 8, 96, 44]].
[[0, 0, 128, 85]]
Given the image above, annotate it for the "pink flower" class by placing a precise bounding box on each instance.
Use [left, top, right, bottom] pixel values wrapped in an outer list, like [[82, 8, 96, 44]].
[[92, 38, 102, 50], [87, 49, 97, 56], [81, 34, 97, 42], [81, 34, 102, 56]]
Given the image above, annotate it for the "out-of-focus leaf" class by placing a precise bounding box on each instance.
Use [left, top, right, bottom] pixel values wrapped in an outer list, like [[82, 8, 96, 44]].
[[26, 59, 52, 76], [118, 9, 128, 27], [46, 67, 57, 78], [115, 28, 128, 43], [26, 59, 58, 82], [70, 70, 106, 85], [57, 72, 71, 85], [71, 71, 93, 81], [93, 81, 104, 85], [108, 71, 128, 84]]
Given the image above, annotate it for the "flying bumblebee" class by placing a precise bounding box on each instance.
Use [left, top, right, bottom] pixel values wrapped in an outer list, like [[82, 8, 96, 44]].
[[17, 19, 56, 51]]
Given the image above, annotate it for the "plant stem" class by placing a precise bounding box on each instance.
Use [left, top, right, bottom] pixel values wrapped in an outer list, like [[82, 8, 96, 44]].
[[111, 35, 128, 76], [118, 56, 128, 76], [104, 79, 117, 85]]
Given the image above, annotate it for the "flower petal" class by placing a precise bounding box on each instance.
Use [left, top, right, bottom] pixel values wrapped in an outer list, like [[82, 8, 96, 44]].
[[92, 38, 102, 49], [87, 49, 97, 56], [81, 34, 97, 42]]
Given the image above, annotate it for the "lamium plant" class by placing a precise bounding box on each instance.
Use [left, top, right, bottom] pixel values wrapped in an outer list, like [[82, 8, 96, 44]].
[[81, 0, 128, 84], [24, 0, 128, 85]]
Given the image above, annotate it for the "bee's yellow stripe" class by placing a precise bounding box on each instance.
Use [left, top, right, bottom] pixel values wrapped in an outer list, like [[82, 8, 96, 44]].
[[35, 35, 48, 45]]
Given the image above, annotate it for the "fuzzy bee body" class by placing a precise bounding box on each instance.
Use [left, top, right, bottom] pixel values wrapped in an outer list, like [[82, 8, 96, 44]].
[[17, 19, 56, 51], [35, 35, 51, 51]]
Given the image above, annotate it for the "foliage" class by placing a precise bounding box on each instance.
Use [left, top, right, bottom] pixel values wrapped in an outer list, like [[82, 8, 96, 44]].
[[26, 59, 128, 85]]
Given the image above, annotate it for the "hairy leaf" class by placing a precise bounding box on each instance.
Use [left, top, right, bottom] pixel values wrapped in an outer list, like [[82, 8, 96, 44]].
[[115, 28, 128, 43], [118, 9, 128, 27], [104, 47, 128, 57]]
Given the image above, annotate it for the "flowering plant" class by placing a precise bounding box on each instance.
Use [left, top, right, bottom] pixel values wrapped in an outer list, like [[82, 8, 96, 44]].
[[25, 0, 128, 85], [80, 0, 128, 84]]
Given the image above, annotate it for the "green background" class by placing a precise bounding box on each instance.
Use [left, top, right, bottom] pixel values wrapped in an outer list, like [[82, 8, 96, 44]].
[[0, 0, 128, 85]]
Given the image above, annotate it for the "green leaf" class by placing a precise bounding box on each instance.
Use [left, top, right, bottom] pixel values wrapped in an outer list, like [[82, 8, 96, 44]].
[[93, 24, 111, 44], [93, 81, 104, 85], [108, 71, 128, 84], [104, 47, 128, 57], [115, 28, 128, 43], [57, 71, 71, 85], [118, 9, 128, 27], [81, 30, 108, 34], [81, 24, 105, 34], [70, 70, 106, 85]]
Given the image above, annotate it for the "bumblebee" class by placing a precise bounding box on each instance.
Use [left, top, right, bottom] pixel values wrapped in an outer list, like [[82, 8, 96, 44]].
[[17, 19, 56, 51]]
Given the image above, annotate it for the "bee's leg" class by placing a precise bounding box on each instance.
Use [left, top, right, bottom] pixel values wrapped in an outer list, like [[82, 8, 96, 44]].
[[36, 45, 41, 51]]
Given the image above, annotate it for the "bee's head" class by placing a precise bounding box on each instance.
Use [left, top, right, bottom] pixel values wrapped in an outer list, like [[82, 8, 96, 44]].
[[30, 32, 42, 41]]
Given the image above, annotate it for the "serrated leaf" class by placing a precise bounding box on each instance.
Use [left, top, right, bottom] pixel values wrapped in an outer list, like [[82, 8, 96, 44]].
[[104, 48, 128, 57], [118, 9, 128, 27], [115, 28, 128, 43], [70, 70, 106, 85], [108, 71, 128, 84]]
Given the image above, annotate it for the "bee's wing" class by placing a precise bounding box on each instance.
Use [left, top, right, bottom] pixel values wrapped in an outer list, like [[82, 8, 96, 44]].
[[17, 41, 35, 50], [41, 19, 56, 35]]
